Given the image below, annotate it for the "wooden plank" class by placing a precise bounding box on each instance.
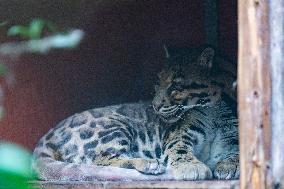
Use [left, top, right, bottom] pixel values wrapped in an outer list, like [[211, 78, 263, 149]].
[[238, 0, 271, 189], [270, 0, 284, 188], [30, 180, 239, 189]]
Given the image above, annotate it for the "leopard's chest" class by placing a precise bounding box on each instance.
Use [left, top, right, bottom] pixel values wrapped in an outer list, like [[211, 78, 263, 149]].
[[129, 122, 165, 159]]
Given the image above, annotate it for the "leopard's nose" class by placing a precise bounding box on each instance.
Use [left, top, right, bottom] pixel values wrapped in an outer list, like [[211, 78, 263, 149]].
[[153, 99, 166, 111], [153, 103, 162, 111], [153, 99, 169, 111]]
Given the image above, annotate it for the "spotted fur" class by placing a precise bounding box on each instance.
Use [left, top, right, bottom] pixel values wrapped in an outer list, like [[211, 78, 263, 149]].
[[33, 46, 239, 181]]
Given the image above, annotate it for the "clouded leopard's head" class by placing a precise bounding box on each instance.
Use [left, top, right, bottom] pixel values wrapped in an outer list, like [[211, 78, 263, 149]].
[[152, 45, 225, 123]]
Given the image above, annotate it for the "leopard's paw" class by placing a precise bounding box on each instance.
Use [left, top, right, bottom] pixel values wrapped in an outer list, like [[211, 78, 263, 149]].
[[170, 160, 212, 180], [135, 159, 166, 175], [214, 157, 239, 179]]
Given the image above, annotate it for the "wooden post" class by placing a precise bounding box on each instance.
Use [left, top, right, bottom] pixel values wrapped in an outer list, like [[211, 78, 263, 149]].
[[238, 0, 271, 189], [270, 0, 284, 188]]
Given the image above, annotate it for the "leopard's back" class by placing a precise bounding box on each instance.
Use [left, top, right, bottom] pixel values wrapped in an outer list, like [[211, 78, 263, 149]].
[[34, 102, 150, 162]]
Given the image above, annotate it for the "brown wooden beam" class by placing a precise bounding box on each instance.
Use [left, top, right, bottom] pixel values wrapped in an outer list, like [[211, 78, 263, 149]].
[[238, 0, 271, 189]]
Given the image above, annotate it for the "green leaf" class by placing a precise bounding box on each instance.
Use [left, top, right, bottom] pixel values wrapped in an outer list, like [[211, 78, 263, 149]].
[[0, 143, 35, 179], [0, 172, 31, 189], [7, 26, 30, 38], [0, 142, 36, 189], [7, 19, 58, 40], [28, 19, 46, 39]]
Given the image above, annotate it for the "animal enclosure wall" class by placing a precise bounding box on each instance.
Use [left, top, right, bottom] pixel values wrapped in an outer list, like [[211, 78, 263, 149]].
[[0, 0, 237, 154]]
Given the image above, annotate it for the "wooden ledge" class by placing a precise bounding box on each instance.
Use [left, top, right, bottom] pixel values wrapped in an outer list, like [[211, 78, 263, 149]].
[[31, 180, 239, 189]]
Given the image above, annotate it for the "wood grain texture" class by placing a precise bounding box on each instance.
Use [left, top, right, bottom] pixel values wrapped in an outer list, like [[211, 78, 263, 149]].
[[30, 180, 239, 189], [238, 0, 271, 189]]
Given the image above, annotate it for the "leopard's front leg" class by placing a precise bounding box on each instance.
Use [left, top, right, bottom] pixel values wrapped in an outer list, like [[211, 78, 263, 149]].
[[164, 131, 212, 180], [94, 154, 166, 175]]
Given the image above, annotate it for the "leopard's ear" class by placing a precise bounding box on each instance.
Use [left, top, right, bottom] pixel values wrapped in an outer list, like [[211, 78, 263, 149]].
[[163, 45, 170, 58], [197, 47, 215, 69]]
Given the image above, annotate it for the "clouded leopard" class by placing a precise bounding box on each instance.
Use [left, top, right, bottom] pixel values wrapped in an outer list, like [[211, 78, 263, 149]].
[[33, 45, 239, 181]]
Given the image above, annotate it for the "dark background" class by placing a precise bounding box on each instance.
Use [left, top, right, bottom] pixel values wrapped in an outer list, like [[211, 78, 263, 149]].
[[0, 0, 237, 150]]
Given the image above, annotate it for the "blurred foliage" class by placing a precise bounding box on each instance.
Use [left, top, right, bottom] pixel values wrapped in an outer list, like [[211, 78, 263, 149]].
[[0, 18, 84, 189], [0, 21, 8, 27], [1, 19, 84, 55], [0, 142, 36, 189], [0, 64, 8, 76], [7, 18, 57, 40], [0, 63, 7, 120], [0, 18, 57, 189]]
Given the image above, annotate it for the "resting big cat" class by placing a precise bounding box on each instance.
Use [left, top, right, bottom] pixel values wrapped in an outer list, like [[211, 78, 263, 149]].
[[33, 45, 239, 181]]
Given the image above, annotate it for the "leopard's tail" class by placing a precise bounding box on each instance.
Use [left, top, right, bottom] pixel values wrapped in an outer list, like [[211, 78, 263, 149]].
[[32, 144, 172, 181]]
